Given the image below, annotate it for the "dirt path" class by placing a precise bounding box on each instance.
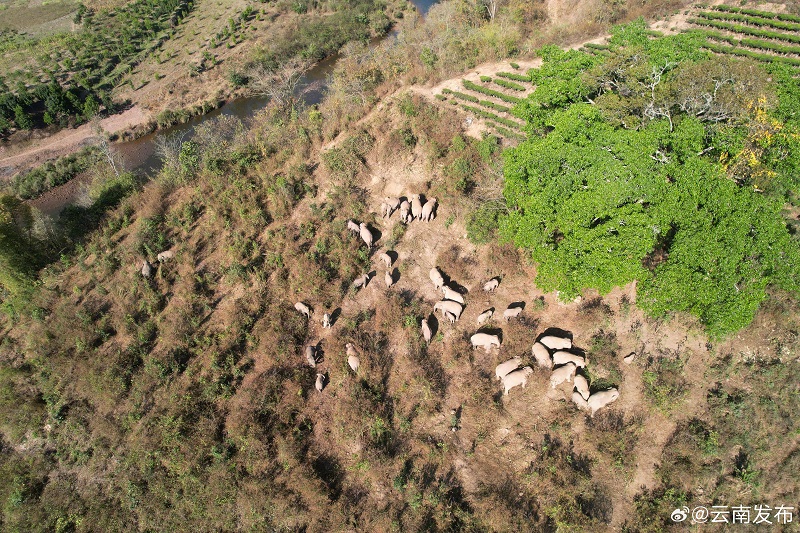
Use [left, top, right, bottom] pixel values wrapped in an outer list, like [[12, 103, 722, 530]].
[[0, 106, 149, 181]]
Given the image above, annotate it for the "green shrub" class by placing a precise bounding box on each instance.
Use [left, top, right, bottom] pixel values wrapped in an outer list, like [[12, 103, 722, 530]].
[[466, 202, 503, 243], [462, 80, 522, 104], [496, 71, 531, 82], [479, 99, 511, 113], [459, 104, 522, 129], [480, 75, 492, 82], [493, 78, 526, 91]]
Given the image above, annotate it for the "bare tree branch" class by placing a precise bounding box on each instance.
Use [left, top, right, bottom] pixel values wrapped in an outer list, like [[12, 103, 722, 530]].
[[247, 57, 315, 110]]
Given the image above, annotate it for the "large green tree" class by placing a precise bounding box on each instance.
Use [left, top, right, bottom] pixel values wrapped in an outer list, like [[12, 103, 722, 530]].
[[503, 23, 800, 335]]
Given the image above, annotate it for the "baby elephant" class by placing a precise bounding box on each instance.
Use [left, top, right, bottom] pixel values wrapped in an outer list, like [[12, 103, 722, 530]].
[[421, 319, 432, 344], [429, 267, 444, 289], [552, 351, 585, 368], [531, 342, 552, 369], [378, 252, 393, 268], [322, 313, 332, 329], [294, 302, 312, 318], [353, 273, 371, 290], [141, 260, 153, 279], [476, 308, 494, 325], [482, 278, 499, 292], [421, 198, 437, 221], [502, 367, 534, 395], [315, 373, 326, 392], [305, 345, 318, 368], [441, 285, 464, 304], [157, 250, 175, 262], [539, 335, 571, 351], [359, 223, 374, 248]]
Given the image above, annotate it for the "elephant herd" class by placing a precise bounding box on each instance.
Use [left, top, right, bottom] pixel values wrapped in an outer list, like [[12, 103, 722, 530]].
[[290, 193, 621, 417], [489, 333, 620, 415]]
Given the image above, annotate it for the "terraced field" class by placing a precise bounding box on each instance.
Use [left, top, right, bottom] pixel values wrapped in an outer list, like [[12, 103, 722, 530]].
[[432, 62, 533, 142], [686, 4, 800, 67]]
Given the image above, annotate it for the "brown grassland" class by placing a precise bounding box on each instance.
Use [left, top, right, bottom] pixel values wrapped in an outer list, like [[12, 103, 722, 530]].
[[0, 0, 799, 531]]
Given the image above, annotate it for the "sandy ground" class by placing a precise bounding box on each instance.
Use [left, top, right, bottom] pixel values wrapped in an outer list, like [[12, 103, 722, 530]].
[[0, 106, 149, 181]]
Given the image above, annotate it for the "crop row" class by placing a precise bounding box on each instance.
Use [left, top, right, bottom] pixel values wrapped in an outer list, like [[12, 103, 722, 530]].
[[689, 18, 800, 45], [692, 29, 800, 56], [496, 71, 531, 82], [713, 4, 800, 24], [486, 121, 526, 141], [479, 100, 512, 113], [493, 78, 526, 91], [584, 42, 611, 50], [460, 104, 523, 129], [462, 79, 522, 104], [441, 87, 479, 103], [702, 41, 800, 66], [440, 89, 511, 113], [696, 10, 800, 33]]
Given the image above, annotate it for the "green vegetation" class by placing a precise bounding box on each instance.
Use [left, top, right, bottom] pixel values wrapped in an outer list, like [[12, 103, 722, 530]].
[[493, 78, 526, 91], [460, 104, 522, 129], [701, 41, 800, 67], [503, 21, 800, 336], [463, 79, 522, 104], [478, 99, 511, 113], [714, 4, 800, 23], [696, 9, 800, 33], [689, 17, 800, 45], [441, 87, 480, 103], [2, 4, 800, 532], [691, 28, 800, 55], [496, 71, 531, 82], [9, 146, 101, 200], [0, 0, 194, 135]]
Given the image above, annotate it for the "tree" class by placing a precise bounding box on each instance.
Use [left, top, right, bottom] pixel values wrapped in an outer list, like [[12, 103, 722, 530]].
[[502, 100, 800, 335], [13, 105, 33, 130], [247, 57, 314, 111], [83, 95, 100, 120], [479, 0, 503, 21], [0, 195, 39, 295]]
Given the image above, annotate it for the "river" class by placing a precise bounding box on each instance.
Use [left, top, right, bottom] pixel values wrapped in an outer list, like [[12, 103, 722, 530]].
[[31, 0, 438, 216], [112, 0, 438, 180]]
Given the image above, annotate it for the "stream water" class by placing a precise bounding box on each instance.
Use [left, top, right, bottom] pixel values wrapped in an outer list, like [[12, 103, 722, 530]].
[[110, 0, 438, 180], [31, 0, 438, 216]]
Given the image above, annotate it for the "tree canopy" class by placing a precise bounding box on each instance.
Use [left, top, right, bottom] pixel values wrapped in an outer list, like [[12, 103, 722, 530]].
[[503, 21, 800, 336]]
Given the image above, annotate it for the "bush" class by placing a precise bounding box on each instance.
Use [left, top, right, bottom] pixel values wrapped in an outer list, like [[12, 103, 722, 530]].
[[479, 99, 511, 113], [459, 104, 522, 129], [480, 75, 492, 82], [466, 202, 503, 244], [11, 146, 102, 199], [462, 80, 522, 104], [493, 79, 526, 91], [496, 71, 531, 82], [229, 71, 249, 87]]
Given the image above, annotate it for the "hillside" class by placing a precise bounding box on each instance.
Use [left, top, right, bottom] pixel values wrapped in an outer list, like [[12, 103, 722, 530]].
[[1, 1, 800, 532]]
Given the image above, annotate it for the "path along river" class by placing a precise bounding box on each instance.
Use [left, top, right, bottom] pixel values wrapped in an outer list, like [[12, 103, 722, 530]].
[[31, 0, 438, 216]]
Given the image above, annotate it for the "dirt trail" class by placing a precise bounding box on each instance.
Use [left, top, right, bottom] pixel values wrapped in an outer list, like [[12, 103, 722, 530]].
[[0, 106, 149, 180]]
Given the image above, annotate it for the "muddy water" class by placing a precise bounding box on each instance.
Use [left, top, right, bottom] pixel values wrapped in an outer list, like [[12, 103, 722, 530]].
[[54, 0, 441, 202]]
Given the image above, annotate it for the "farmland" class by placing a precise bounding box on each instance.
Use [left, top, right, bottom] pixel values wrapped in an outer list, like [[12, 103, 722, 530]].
[[0, 0, 409, 142]]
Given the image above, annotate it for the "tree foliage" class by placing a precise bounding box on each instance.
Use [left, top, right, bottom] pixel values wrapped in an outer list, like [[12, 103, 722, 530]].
[[503, 22, 800, 336]]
